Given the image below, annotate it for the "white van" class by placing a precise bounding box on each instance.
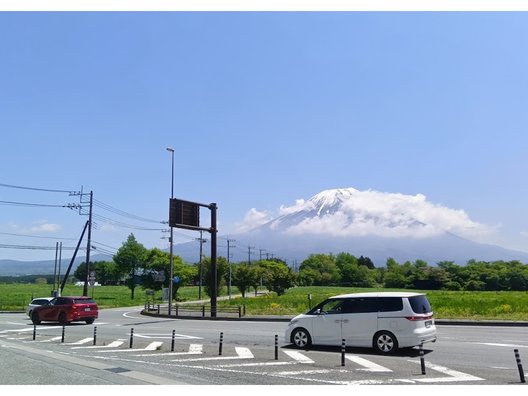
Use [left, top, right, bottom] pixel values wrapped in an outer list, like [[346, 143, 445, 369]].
[[285, 292, 437, 354]]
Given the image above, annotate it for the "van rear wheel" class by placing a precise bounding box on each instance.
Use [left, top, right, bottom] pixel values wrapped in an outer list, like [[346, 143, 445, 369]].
[[291, 328, 312, 348], [374, 331, 398, 354]]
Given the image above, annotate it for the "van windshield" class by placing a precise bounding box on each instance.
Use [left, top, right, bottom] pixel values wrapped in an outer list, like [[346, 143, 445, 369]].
[[409, 295, 432, 314]]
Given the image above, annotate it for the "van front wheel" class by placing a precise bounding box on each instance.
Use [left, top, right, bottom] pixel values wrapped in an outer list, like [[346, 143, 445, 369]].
[[291, 328, 312, 348], [373, 331, 398, 354]]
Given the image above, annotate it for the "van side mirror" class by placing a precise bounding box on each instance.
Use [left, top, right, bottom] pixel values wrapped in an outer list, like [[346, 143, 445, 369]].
[[314, 308, 322, 315]]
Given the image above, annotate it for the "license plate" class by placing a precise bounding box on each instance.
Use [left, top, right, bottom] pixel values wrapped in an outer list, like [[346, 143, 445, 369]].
[[425, 320, 432, 328], [84, 308, 91, 312]]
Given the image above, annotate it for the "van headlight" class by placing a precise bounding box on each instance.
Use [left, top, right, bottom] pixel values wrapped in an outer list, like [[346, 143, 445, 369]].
[[288, 319, 298, 327]]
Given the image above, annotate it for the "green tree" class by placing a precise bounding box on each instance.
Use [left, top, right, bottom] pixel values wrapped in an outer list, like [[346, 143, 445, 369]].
[[299, 254, 340, 286], [202, 256, 229, 298], [142, 248, 194, 300], [74, 261, 120, 285], [232, 263, 259, 297], [113, 234, 148, 300], [259, 260, 296, 296]]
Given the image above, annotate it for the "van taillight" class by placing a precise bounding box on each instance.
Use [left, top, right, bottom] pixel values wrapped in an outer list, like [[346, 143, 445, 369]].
[[405, 315, 433, 321]]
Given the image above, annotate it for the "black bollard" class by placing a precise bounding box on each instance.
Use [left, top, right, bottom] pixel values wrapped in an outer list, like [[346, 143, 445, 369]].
[[61, 326, 65, 343], [171, 329, 176, 352], [341, 339, 346, 367], [32, 325, 36, 341], [93, 326, 97, 346], [129, 328, 134, 349], [219, 332, 223, 356], [514, 349, 526, 383], [420, 343, 426, 375], [275, 335, 279, 360]]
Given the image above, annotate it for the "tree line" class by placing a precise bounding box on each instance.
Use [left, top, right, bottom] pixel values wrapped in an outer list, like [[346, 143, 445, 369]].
[[65, 234, 528, 301]]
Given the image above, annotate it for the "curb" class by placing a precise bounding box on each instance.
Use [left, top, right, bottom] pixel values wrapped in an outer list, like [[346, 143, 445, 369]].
[[140, 310, 528, 326]]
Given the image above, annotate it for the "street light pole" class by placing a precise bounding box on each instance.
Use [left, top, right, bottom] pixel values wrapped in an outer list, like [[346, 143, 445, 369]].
[[166, 147, 175, 315]]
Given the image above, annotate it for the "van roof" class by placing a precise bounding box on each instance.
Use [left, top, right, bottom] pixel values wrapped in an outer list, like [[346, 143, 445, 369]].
[[330, 291, 424, 299]]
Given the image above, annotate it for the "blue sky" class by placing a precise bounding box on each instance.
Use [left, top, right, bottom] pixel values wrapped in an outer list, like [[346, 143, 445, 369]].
[[1, 10, 528, 263]]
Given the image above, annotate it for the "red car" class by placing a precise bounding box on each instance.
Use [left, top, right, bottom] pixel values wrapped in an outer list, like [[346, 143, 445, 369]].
[[30, 296, 98, 325]]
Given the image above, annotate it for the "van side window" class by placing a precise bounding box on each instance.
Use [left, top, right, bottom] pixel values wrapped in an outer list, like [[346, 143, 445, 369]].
[[342, 298, 378, 313], [409, 295, 432, 314], [378, 297, 403, 312], [319, 299, 345, 314]]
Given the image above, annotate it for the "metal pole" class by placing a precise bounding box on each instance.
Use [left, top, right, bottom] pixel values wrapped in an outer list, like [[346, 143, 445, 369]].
[[167, 147, 174, 316], [57, 242, 62, 296], [420, 342, 426, 375], [129, 328, 134, 348], [219, 332, 223, 356], [210, 203, 218, 317], [515, 349, 526, 383], [53, 242, 58, 294], [83, 190, 93, 297], [93, 326, 97, 346], [275, 335, 278, 360], [61, 326, 65, 343], [341, 339, 346, 366], [33, 325, 36, 341], [171, 329, 176, 352]]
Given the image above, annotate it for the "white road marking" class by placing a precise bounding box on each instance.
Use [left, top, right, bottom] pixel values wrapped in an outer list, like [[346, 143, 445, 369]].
[[134, 343, 203, 356], [132, 332, 202, 340], [282, 350, 314, 364], [474, 342, 528, 348], [72, 340, 125, 349], [171, 346, 254, 362], [0, 326, 62, 333], [38, 336, 63, 343], [97, 341, 163, 353], [65, 337, 94, 345], [345, 355, 392, 372], [407, 360, 484, 383]]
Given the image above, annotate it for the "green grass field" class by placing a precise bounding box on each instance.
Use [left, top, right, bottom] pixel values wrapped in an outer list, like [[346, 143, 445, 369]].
[[2, 284, 528, 321]]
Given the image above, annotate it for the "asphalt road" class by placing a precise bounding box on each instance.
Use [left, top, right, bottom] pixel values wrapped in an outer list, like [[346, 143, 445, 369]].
[[1, 306, 528, 386]]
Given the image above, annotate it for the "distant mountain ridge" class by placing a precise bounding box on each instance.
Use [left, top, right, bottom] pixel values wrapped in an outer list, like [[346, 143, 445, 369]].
[[3, 187, 528, 275]]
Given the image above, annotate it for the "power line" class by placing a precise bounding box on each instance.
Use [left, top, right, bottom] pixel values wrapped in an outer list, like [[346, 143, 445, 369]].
[[0, 243, 85, 251], [91, 213, 165, 231], [93, 199, 164, 224], [0, 183, 77, 194], [0, 200, 80, 209], [0, 231, 78, 241]]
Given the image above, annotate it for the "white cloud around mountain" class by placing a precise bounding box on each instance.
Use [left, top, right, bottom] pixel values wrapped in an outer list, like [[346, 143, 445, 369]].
[[234, 208, 273, 233], [247, 188, 496, 242]]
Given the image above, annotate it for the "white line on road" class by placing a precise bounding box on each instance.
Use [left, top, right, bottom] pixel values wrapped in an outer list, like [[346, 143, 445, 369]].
[[65, 337, 94, 345], [407, 360, 484, 383], [134, 343, 203, 356], [345, 355, 392, 372], [96, 341, 163, 353], [171, 346, 254, 362], [282, 350, 314, 364], [71, 340, 126, 349]]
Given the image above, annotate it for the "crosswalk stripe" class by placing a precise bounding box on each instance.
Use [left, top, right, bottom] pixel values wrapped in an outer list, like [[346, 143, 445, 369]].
[[72, 340, 125, 349], [282, 350, 314, 364], [97, 341, 163, 353], [65, 337, 93, 345], [345, 355, 392, 372], [171, 346, 254, 362], [134, 343, 203, 356]]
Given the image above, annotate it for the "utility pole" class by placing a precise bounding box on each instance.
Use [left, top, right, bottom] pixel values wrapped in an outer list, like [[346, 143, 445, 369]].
[[196, 231, 208, 300], [57, 242, 62, 296], [259, 248, 266, 261], [248, 245, 255, 265], [83, 190, 93, 297], [226, 238, 236, 299]]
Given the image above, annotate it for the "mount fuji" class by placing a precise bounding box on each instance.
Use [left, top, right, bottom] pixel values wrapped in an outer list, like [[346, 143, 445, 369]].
[[212, 187, 528, 266]]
